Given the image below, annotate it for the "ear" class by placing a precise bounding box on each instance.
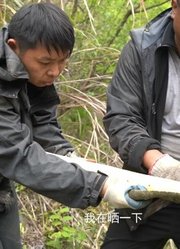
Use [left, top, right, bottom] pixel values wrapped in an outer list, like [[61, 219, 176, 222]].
[[171, 0, 178, 19], [172, 0, 178, 9], [7, 38, 20, 54]]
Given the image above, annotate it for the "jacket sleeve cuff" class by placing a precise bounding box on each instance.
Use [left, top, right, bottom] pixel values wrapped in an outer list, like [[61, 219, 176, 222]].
[[89, 172, 108, 207], [127, 138, 161, 173]]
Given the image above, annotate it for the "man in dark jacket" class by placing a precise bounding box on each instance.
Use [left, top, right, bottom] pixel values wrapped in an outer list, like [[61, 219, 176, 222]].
[[0, 2, 149, 249], [102, 0, 180, 248]]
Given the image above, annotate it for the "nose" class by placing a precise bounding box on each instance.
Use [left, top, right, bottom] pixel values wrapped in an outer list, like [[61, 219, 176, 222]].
[[47, 64, 63, 78]]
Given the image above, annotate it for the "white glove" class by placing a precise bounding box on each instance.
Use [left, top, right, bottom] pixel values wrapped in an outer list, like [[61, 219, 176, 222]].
[[103, 175, 151, 209], [150, 154, 180, 181]]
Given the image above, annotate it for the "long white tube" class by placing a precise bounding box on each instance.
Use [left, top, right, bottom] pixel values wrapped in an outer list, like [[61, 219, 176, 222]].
[[48, 153, 180, 195]]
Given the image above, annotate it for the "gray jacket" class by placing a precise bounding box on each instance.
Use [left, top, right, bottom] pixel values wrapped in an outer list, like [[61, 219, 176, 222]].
[[104, 8, 174, 173], [0, 26, 106, 209], [103, 8, 177, 230]]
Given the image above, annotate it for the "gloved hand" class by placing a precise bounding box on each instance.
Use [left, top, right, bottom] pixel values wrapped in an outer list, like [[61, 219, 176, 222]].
[[103, 176, 151, 209], [149, 154, 180, 181]]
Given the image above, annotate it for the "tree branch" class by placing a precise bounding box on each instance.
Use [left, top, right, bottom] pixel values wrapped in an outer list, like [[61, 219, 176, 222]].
[[107, 0, 170, 47]]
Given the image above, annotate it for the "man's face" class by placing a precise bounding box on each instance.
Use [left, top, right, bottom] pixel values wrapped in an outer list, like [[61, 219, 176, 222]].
[[172, 0, 180, 54], [8, 40, 69, 87]]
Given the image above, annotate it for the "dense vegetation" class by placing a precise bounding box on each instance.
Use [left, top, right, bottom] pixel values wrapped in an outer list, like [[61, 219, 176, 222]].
[[0, 0, 176, 248]]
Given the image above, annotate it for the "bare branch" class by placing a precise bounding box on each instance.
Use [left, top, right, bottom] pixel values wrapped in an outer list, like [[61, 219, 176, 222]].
[[107, 0, 170, 46]]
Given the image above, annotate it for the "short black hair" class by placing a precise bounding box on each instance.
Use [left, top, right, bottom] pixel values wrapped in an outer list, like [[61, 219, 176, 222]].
[[8, 3, 75, 54]]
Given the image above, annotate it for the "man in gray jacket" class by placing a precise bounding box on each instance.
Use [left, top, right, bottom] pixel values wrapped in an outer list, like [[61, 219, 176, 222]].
[[0, 2, 148, 249], [103, 0, 180, 248]]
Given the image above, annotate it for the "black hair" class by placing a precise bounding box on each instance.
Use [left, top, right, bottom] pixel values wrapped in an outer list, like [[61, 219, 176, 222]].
[[8, 2, 75, 54]]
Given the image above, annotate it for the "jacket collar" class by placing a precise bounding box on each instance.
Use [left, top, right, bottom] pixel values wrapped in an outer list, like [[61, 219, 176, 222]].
[[0, 25, 29, 81], [130, 8, 172, 51], [160, 20, 176, 49]]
